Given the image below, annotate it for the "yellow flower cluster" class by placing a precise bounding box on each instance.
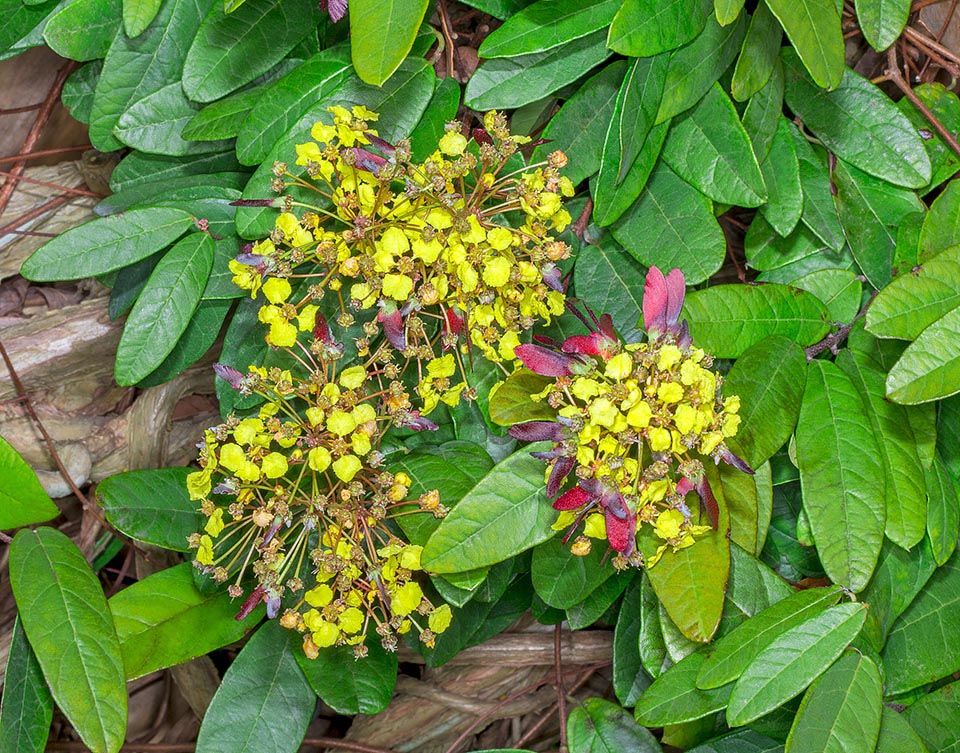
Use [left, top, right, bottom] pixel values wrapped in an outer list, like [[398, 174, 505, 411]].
[[228, 106, 573, 412]]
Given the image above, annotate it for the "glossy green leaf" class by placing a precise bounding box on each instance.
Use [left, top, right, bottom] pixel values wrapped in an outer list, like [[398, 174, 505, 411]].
[[421, 447, 556, 573], [656, 13, 746, 122], [758, 117, 803, 236], [920, 178, 960, 260], [785, 651, 882, 753], [659, 602, 701, 664], [488, 370, 554, 426], [859, 538, 936, 652], [115, 232, 214, 385], [183, 0, 323, 103], [902, 680, 960, 753], [724, 462, 773, 557], [837, 349, 926, 548], [183, 88, 261, 141], [531, 61, 626, 185], [61, 61, 101, 125], [573, 238, 647, 342], [867, 245, 960, 340], [97, 467, 200, 552], [639, 573, 670, 678], [20, 207, 193, 282], [697, 586, 841, 689], [875, 707, 928, 753], [608, 0, 710, 56], [592, 120, 669, 227], [43, 0, 120, 60], [611, 162, 725, 285], [643, 466, 729, 643], [731, 2, 781, 101], [662, 83, 766, 206], [408, 76, 461, 162], [0, 436, 59, 530], [531, 536, 617, 609], [567, 569, 629, 629], [481, 0, 620, 57], [796, 360, 885, 591], [465, 29, 611, 110], [725, 602, 867, 726], [926, 455, 960, 566], [137, 297, 231, 387], [745, 216, 830, 272], [790, 269, 860, 323], [295, 641, 397, 714], [569, 697, 661, 753], [110, 564, 261, 679], [89, 0, 214, 152], [613, 578, 652, 706], [635, 650, 732, 726], [723, 543, 794, 628], [0, 0, 59, 56], [350, 0, 429, 85], [715, 0, 744, 24], [886, 304, 960, 404], [766, 0, 843, 88], [110, 151, 245, 193], [123, 0, 162, 37], [195, 622, 315, 753], [683, 283, 830, 358], [788, 121, 846, 252], [743, 59, 784, 161], [855, 0, 910, 52], [883, 549, 960, 693], [9, 528, 127, 753], [686, 730, 785, 753], [783, 49, 931, 188], [0, 618, 53, 753], [899, 82, 960, 190]]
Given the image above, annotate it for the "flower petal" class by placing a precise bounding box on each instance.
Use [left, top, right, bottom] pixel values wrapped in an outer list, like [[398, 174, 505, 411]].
[[604, 507, 636, 554], [514, 343, 578, 377], [377, 306, 406, 350], [553, 485, 594, 511], [508, 421, 565, 443], [546, 455, 576, 499]]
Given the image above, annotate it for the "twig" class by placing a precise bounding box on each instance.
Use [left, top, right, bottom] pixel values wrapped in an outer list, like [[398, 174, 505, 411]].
[[885, 47, 960, 159], [0, 145, 93, 165], [0, 103, 44, 115], [571, 196, 593, 241], [0, 193, 72, 235], [436, 0, 456, 79], [918, 0, 959, 79], [514, 664, 604, 748], [903, 25, 960, 74], [0, 60, 79, 216], [804, 289, 876, 360], [0, 169, 104, 198]]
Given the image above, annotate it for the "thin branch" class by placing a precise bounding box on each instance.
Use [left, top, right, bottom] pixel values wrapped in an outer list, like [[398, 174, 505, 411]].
[[0, 194, 72, 235], [0, 169, 105, 198], [0, 103, 44, 115], [903, 25, 960, 74], [885, 47, 960, 159], [0, 144, 93, 165]]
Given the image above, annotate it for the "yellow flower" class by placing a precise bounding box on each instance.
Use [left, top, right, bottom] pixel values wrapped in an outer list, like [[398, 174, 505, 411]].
[[657, 382, 684, 404], [439, 130, 467, 156], [305, 584, 334, 607], [333, 454, 362, 482], [648, 427, 672, 452], [308, 446, 332, 472], [297, 304, 318, 332], [187, 469, 211, 500], [392, 581, 424, 616], [605, 353, 632, 380], [429, 604, 453, 633], [267, 319, 297, 348], [261, 452, 288, 479], [263, 278, 292, 304], [339, 365, 366, 389], [427, 354, 456, 379], [312, 621, 340, 648], [327, 411, 356, 436], [382, 273, 414, 301], [482, 256, 512, 287], [196, 535, 215, 565], [204, 508, 225, 537], [654, 509, 684, 539], [338, 607, 364, 633]]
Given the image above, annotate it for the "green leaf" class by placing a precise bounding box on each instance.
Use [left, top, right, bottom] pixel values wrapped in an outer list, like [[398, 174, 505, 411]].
[[0, 0, 59, 57], [867, 245, 960, 340], [859, 538, 936, 652], [569, 697, 661, 753], [114, 232, 214, 385], [639, 573, 670, 678], [0, 618, 53, 753], [137, 297, 231, 387], [350, 0, 429, 85], [715, 0, 744, 24], [796, 360, 885, 591], [61, 62, 102, 125], [766, 0, 843, 89], [790, 269, 861, 323], [743, 59, 784, 161], [110, 151, 245, 193], [642, 466, 729, 643], [898, 83, 960, 190], [195, 621, 315, 753], [488, 370, 555, 426], [731, 1, 781, 102], [183, 88, 262, 141], [838, 349, 927, 548], [697, 586, 842, 689], [295, 641, 397, 714], [183, 0, 323, 103], [724, 462, 773, 557], [920, 178, 960, 261], [758, 117, 803, 236], [89, 0, 214, 152], [926, 455, 960, 566], [656, 13, 746, 122], [662, 83, 767, 206], [531, 536, 617, 609], [96, 467, 201, 552], [613, 578, 652, 706], [883, 548, 960, 693], [902, 680, 960, 753], [592, 120, 670, 228], [725, 602, 867, 726], [783, 49, 931, 188], [886, 304, 960, 404], [481, 0, 620, 57], [0, 436, 59, 530], [746, 216, 831, 272], [408, 76, 461, 163], [573, 237, 647, 342], [788, 121, 846, 252], [607, 0, 710, 57], [686, 730, 785, 753], [421, 447, 557, 573], [611, 162, 726, 285], [464, 29, 611, 110], [682, 283, 831, 358], [635, 650, 733, 726], [20, 207, 194, 282], [9, 529, 127, 753], [110, 564, 260, 679], [855, 0, 910, 52], [785, 651, 882, 753], [723, 543, 794, 627], [123, 0, 162, 37], [875, 707, 928, 753], [43, 0, 120, 60]]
